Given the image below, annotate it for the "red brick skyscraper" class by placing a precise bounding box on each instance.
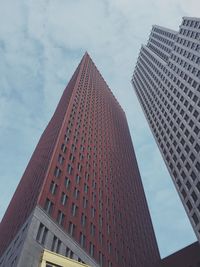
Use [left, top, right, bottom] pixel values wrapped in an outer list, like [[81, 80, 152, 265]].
[[0, 53, 160, 267]]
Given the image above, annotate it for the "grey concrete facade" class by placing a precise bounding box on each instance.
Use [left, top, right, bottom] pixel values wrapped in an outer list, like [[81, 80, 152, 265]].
[[132, 17, 200, 241], [0, 206, 99, 267]]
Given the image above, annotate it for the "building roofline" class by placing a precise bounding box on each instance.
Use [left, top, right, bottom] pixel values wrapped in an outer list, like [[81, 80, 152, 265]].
[[152, 24, 178, 34], [182, 16, 200, 21]]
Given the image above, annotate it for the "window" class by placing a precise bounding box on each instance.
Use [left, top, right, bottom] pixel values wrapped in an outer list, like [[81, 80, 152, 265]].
[[81, 213, 87, 227], [11, 257, 17, 267], [84, 183, 88, 193], [76, 175, 81, 184], [80, 232, 86, 248], [108, 242, 112, 254], [89, 242, 95, 257], [99, 232, 103, 245], [57, 210, 65, 226], [69, 153, 75, 163], [51, 235, 61, 253], [65, 247, 70, 257], [68, 222, 75, 236], [186, 181, 191, 190], [196, 182, 200, 192], [67, 164, 73, 175], [91, 207, 96, 218], [73, 188, 79, 199], [71, 144, 76, 153], [54, 167, 61, 178], [90, 223, 95, 236], [44, 199, 53, 215], [186, 200, 192, 211], [71, 203, 78, 216], [192, 191, 198, 202], [192, 213, 199, 225], [36, 223, 48, 245], [61, 192, 68, 206], [61, 144, 67, 153], [58, 154, 64, 165], [191, 171, 197, 181], [50, 181, 57, 195], [83, 197, 88, 209], [195, 143, 200, 153], [99, 252, 104, 267], [77, 163, 82, 172], [65, 177, 71, 190], [196, 162, 200, 172]]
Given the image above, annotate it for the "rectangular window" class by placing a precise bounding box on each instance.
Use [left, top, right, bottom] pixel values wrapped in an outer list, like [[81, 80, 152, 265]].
[[36, 223, 48, 245], [83, 197, 88, 209], [80, 232, 86, 248], [65, 177, 71, 189], [66, 247, 70, 257], [84, 183, 88, 193], [77, 163, 82, 172], [196, 182, 200, 192], [61, 192, 68, 206], [89, 242, 95, 257], [186, 200, 192, 211], [57, 210, 65, 226], [44, 199, 53, 215], [90, 223, 95, 236], [51, 235, 61, 253], [99, 252, 104, 267], [91, 207, 95, 218], [71, 203, 78, 216], [69, 250, 74, 259], [192, 213, 199, 225], [192, 191, 198, 202], [69, 153, 75, 163], [73, 188, 79, 199], [68, 222, 75, 236], [61, 144, 67, 153], [50, 181, 57, 195], [67, 164, 73, 175], [76, 175, 81, 184], [81, 213, 87, 227], [58, 154, 64, 165], [54, 166, 62, 178]]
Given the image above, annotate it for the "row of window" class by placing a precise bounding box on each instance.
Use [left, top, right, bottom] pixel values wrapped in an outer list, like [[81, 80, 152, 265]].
[[180, 27, 200, 40], [152, 26, 176, 40], [36, 223, 112, 267], [182, 19, 200, 29]]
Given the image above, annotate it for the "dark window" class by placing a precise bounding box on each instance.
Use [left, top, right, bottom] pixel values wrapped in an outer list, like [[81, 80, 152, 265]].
[[57, 210, 65, 226], [54, 167, 61, 178], [44, 199, 53, 215], [192, 191, 198, 202], [196, 182, 200, 192], [186, 200, 192, 211], [192, 213, 199, 225], [36, 223, 48, 245], [196, 162, 200, 172], [195, 143, 200, 153]]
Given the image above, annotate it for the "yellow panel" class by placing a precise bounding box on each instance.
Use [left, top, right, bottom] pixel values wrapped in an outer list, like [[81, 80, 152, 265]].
[[39, 249, 91, 267]]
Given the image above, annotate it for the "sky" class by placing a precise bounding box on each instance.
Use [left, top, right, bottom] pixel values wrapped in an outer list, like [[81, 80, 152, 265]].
[[0, 0, 199, 258]]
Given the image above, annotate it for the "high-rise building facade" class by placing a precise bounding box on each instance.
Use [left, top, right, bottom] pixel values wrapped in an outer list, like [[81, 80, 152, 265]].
[[0, 53, 160, 267], [132, 17, 200, 241]]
